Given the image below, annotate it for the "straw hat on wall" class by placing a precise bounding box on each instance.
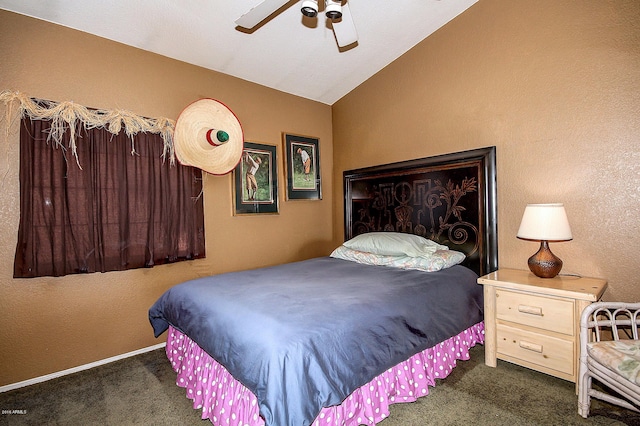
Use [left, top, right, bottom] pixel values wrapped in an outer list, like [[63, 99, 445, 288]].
[[173, 98, 244, 175]]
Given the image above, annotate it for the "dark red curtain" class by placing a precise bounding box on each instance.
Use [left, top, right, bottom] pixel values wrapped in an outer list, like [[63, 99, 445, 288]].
[[14, 116, 205, 278]]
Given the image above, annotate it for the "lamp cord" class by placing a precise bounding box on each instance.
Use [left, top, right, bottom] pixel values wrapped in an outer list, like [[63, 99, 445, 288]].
[[558, 272, 582, 278]]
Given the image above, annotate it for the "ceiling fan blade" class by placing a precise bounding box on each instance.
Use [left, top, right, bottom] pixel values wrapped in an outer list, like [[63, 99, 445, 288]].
[[235, 0, 290, 29], [331, 3, 358, 47]]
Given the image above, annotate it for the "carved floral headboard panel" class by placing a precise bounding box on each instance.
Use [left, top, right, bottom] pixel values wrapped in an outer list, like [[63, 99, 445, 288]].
[[343, 147, 498, 276]]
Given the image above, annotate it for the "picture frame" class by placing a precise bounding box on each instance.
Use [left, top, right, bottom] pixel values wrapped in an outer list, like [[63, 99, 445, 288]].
[[283, 133, 321, 200], [233, 142, 279, 215]]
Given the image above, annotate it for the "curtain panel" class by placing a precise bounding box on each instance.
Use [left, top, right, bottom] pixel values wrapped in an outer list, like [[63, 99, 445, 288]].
[[14, 116, 205, 278]]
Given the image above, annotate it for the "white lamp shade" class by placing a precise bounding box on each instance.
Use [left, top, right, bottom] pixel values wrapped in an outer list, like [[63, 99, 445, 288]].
[[517, 203, 573, 241]]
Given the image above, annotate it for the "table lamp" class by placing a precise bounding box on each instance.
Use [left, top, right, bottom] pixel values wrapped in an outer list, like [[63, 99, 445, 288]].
[[516, 203, 573, 278]]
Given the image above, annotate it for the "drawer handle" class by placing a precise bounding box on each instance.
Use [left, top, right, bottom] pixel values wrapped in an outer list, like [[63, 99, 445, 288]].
[[519, 340, 543, 353], [518, 304, 543, 316]]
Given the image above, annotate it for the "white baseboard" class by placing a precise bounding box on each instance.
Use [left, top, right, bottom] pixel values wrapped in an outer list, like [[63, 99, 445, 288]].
[[0, 342, 166, 393]]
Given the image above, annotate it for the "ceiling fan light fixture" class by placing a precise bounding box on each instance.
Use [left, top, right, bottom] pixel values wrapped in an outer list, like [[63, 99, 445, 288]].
[[301, 0, 319, 18], [237, 0, 358, 48], [325, 0, 342, 20]]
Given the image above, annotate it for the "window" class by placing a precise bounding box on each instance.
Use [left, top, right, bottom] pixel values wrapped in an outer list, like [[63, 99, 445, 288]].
[[14, 115, 205, 278]]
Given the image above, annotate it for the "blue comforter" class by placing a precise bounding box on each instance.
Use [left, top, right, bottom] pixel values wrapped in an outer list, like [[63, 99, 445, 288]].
[[149, 257, 483, 426]]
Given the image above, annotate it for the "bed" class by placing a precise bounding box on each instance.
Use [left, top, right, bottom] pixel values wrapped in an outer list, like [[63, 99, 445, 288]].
[[149, 146, 498, 426]]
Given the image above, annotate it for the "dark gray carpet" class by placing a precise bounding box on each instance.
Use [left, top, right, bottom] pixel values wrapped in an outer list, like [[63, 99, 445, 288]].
[[1, 345, 639, 425]]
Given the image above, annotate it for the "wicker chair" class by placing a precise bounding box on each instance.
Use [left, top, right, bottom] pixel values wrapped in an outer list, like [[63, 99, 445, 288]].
[[578, 302, 640, 417]]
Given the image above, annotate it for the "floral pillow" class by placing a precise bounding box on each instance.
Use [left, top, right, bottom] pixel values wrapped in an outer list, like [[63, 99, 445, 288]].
[[330, 245, 466, 272]]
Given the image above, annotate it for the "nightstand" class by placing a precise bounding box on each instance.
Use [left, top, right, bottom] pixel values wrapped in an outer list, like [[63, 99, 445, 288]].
[[478, 268, 607, 383]]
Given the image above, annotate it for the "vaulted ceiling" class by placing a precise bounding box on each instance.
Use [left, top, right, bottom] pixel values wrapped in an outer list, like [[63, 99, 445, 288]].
[[0, 0, 478, 105]]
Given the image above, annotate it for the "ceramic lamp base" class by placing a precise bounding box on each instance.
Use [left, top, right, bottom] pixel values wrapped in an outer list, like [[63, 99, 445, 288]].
[[528, 240, 563, 278]]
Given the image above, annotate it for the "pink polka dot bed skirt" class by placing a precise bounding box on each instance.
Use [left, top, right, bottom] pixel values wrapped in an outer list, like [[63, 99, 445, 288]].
[[166, 322, 484, 426]]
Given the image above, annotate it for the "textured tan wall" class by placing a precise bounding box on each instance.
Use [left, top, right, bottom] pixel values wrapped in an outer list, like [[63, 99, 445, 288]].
[[2, 0, 639, 389], [333, 1, 640, 300], [0, 10, 333, 386]]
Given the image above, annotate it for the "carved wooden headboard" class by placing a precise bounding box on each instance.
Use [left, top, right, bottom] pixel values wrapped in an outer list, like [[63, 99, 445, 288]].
[[343, 147, 498, 277]]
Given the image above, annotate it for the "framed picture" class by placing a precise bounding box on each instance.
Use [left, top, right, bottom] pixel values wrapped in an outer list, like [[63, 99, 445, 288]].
[[233, 142, 278, 215], [283, 133, 321, 200]]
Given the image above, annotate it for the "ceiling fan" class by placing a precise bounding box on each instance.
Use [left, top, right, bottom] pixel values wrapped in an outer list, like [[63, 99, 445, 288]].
[[236, 0, 358, 48]]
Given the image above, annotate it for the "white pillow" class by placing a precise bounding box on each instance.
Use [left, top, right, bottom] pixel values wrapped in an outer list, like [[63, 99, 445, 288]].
[[342, 232, 449, 258]]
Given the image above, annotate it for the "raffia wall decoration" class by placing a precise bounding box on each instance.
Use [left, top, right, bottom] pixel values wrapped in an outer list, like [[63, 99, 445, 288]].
[[0, 90, 176, 169]]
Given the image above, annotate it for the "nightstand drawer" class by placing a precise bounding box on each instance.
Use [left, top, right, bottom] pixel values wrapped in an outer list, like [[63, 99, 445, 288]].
[[496, 289, 574, 335], [497, 323, 574, 375]]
